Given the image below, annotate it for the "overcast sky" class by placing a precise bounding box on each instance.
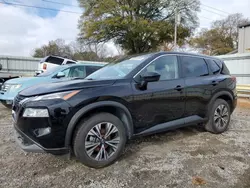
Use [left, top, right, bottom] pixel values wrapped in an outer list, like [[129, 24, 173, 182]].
[[0, 0, 249, 57]]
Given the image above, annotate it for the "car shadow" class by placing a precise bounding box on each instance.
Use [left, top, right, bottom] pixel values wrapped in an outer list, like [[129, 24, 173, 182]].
[[121, 124, 206, 160]]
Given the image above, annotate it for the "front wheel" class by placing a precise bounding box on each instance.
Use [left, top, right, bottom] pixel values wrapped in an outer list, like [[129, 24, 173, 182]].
[[73, 113, 127, 168], [205, 99, 231, 134]]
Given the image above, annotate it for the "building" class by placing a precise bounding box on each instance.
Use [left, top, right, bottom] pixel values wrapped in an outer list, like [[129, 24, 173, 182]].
[[238, 23, 250, 53]]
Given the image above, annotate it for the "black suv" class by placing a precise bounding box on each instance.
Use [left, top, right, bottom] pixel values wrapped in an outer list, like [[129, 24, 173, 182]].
[[13, 52, 237, 168]]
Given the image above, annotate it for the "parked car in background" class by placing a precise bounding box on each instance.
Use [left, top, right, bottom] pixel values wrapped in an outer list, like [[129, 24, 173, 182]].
[[37, 55, 78, 75], [0, 63, 103, 108], [12, 52, 237, 168]]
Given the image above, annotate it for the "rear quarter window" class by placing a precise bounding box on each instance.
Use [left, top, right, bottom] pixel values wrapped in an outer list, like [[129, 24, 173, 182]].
[[215, 60, 230, 75], [206, 59, 221, 75]]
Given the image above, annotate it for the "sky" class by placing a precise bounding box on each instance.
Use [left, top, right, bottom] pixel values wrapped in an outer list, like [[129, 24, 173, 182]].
[[0, 0, 249, 57]]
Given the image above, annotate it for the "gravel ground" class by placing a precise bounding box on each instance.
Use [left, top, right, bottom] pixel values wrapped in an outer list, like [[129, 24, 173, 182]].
[[0, 102, 250, 188]]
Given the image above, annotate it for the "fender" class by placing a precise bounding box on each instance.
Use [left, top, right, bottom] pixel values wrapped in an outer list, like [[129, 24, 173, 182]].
[[65, 101, 134, 148], [206, 90, 234, 116]]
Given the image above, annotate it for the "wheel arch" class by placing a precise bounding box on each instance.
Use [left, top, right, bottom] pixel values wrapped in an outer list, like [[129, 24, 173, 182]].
[[208, 91, 234, 115], [65, 101, 134, 148]]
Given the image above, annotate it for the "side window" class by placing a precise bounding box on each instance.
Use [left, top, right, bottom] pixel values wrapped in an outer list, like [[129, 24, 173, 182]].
[[66, 61, 76, 64], [86, 66, 102, 76], [142, 55, 179, 81], [181, 56, 209, 78], [61, 68, 70, 77], [69, 66, 86, 78], [207, 59, 221, 74]]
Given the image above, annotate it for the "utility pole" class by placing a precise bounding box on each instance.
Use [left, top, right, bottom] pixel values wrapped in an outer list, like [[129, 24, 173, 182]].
[[174, 8, 178, 49]]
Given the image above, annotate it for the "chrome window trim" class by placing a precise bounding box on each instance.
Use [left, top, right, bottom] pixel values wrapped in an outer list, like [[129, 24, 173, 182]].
[[133, 53, 216, 79]]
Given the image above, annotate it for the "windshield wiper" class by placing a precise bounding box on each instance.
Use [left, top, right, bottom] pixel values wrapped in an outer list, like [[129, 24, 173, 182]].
[[86, 78, 95, 80]]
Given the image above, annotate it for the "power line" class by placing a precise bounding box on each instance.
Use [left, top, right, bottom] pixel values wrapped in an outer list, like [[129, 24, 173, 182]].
[[42, 0, 80, 8], [201, 3, 230, 15], [201, 7, 227, 17], [199, 15, 214, 21], [0, 1, 82, 14]]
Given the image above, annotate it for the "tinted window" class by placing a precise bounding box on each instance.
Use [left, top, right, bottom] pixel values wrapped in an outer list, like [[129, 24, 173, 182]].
[[207, 59, 221, 74], [66, 61, 76, 64], [181, 56, 209, 77], [45, 56, 64, 65], [86, 66, 102, 76], [142, 55, 179, 80], [216, 60, 230, 75]]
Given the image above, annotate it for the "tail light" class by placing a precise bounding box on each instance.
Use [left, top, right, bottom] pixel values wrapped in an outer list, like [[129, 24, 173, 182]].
[[43, 63, 47, 70]]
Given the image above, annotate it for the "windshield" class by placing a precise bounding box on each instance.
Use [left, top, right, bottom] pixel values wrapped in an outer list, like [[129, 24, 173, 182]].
[[85, 54, 152, 80], [37, 66, 62, 77]]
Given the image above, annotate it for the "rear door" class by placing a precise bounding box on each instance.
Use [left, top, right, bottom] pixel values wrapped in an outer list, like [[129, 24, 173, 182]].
[[180, 56, 213, 120]]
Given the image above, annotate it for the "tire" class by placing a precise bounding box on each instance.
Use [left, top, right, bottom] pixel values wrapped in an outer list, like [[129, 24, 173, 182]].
[[0, 101, 12, 109], [73, 112, 127, 168], [205, 99, 231, 134]]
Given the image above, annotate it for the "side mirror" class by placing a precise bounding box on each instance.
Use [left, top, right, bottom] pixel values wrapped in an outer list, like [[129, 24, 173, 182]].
[[142, 72, 160, 82], [0, 64, 2, 71], [138, 72, 160, 90], [56, 72, 65, 78]]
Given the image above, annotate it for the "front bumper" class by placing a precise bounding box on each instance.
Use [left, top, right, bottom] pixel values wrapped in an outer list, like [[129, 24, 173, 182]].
[[13, 97, 72, 155], [0, 93, 15, 105], [14, 124, 69, 155]]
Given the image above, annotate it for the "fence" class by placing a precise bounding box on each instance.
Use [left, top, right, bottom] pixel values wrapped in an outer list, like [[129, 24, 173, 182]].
[[217, 53, 250, 85], [0, 55, 41, 76], [217, 53, 250, 98]]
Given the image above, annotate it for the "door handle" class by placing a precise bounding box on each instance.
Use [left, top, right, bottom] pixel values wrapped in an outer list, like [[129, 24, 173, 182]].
[[211, 80, 219, 86], [174, 85, 183, 91]]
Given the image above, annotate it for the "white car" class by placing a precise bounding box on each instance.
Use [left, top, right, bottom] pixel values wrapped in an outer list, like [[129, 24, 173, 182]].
[[37, 56, 77, 74]]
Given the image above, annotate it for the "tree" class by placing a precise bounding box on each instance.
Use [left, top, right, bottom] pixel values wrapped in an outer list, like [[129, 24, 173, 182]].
[[190, 28, 234, 55], [78, 0, 200, 54], [33, 39, 73, 58], [211, 13, 249, 48], [190, 13, 249, 55]]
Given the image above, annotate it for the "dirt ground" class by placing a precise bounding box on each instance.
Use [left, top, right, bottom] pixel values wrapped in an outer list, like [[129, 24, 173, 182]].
[[0, 100, 250, 188]]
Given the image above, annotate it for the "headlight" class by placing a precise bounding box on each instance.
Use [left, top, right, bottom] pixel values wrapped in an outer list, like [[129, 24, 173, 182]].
[[23, 108, 49, 117], [11, 84, 22, 90], [32, 90, 80, 101]]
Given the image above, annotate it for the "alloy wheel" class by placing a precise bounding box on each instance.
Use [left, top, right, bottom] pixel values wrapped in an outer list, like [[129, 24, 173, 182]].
[[214, 104, 229, 129], [85, 122, 120, 161]]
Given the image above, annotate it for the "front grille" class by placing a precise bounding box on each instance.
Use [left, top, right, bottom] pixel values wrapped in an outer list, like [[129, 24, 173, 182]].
[[1, 84, 10, 92], [14, 95, 26, 106], [13, 95, 27, 112]]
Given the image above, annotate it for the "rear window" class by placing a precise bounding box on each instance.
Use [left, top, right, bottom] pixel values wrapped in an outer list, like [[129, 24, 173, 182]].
[[42, 56, 64, 65]]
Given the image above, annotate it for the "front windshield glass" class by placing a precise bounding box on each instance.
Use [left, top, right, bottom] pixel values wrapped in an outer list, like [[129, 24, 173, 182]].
[[37, 66, 62, 77], [85, 54, 152, 80]]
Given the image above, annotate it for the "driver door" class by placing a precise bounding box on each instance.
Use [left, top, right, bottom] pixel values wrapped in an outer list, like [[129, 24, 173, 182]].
[[131, 55, 185, 130]]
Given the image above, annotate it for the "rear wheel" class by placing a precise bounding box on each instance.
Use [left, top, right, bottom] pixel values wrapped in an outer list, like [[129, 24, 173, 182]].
[[205, 99, 231, 134], [73, 113, 126, 168]]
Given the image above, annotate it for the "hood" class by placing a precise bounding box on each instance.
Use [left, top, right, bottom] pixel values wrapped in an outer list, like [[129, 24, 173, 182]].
[[5, 77, 46, 84], [19, 79, 116, 96]]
